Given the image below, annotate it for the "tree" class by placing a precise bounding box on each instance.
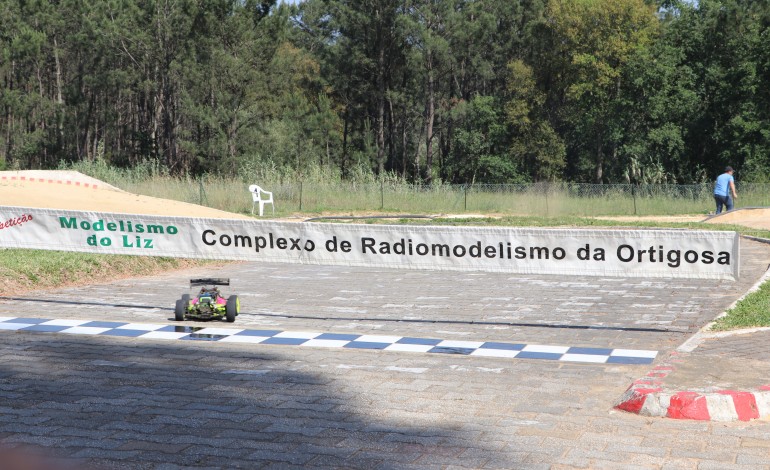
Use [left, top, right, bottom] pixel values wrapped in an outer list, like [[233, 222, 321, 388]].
[[399, 0, 459, 183], [669, 0, 770, 181], [506, 60, 565, 181], [298, 0, 404, 176], [448, 94, 516, 183], [536, 0, 659, 182]]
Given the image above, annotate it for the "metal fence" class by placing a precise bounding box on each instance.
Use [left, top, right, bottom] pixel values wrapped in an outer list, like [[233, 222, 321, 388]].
[[250, 182, 769, 217], [150, 179, 770, 217]]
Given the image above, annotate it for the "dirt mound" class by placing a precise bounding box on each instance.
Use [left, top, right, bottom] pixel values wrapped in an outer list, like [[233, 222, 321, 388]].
[[704, 207, 770, 231], [1, 170, 123, 191], [0, 170, 251, 219], [594, 215, 706, 224]]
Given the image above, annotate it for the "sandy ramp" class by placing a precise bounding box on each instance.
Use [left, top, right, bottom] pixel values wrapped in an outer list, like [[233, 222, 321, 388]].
[[0, 170, 251, 219], [704, 207, 770, 231]]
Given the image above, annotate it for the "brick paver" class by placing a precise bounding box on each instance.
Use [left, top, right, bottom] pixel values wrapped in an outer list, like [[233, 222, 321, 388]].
[[0, 238, 768, 468]]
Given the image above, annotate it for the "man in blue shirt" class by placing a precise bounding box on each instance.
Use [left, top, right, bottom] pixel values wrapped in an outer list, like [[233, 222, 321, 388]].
[[714, 166, 738, 214]]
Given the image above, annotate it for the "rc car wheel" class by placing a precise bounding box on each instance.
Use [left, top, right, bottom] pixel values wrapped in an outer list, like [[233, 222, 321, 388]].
[[174, 299, 185, 321], [175, 294, 190, 321], [226, 295, 239, 323]]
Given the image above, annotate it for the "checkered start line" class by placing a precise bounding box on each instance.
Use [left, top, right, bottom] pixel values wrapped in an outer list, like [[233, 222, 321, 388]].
[[0, 316, 657, 365]]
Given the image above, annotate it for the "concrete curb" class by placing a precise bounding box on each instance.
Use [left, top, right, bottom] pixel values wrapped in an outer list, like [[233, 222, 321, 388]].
[[616, 262, 770, 422], [614, 351, 770, 421]]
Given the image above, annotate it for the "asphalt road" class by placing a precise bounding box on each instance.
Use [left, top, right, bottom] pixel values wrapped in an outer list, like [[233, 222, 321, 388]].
[[1, 239, 769, 469]]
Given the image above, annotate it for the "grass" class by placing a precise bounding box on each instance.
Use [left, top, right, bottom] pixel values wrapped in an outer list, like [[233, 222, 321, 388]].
[[104, 180, 770, 218], [0, 249, 218, 294], [62, 160, 770, 217], [710, 281, 770, 331]]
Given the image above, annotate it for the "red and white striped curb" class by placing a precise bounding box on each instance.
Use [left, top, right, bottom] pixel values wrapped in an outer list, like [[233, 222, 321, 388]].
[[616, 264, 770, 422], [0, 175, 99, 189], [615, 352, 770, 421]]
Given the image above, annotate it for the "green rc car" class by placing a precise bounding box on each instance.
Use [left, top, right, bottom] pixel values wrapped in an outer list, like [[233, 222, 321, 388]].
[[175, 278, 240, 322]]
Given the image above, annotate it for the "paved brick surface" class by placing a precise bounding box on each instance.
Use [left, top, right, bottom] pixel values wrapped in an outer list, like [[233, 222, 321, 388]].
[[695, 330, 770, 362], [0, 238, 769, 468], [635, 329, 770, 394]]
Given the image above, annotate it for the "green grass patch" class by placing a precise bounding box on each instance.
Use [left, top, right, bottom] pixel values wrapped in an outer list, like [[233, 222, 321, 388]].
[[63, 160, 770, 217], [0, 249, 217, 293], [711, 281, 770, 331]]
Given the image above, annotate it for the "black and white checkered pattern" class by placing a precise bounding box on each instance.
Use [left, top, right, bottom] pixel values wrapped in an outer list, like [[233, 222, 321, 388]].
[[0, 316, 657, 364]]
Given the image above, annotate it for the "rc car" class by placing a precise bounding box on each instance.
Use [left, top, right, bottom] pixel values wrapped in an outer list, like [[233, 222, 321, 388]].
[[175, 278, 240, 322]]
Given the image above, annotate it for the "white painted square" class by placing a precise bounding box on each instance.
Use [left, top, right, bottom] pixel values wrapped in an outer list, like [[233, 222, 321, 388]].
[[521, 344, 569, 354], [470, 349, 520, 358], [0, 322, 34, 330], [116, 323, 165, 331], [436, 340, 484, 349], [610, 349, 658, 358], [0, 317, 18, 322], [559, 353, 608, 363], [355, 335, 402, 344], [273, 331, 321, 339], [61, 327, 112, 335], [300, 339, 350, 348], [195, 328, 243, 336], [219, 335, 269, 344], [41, 319, 88, 327], [139, 331, 190, 340], [385, 343, 433, 353]]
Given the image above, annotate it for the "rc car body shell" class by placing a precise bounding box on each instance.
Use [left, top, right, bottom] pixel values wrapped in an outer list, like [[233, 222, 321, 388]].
[[175, 278, 240, 322]]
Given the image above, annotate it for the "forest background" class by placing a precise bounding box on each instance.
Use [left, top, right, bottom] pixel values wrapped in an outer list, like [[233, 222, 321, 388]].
[[2, 0, 770, 186]]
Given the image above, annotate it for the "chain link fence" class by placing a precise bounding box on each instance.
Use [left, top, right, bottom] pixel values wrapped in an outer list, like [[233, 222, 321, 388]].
[[124, 177, 770, 217], [255, 182, 770, 217]]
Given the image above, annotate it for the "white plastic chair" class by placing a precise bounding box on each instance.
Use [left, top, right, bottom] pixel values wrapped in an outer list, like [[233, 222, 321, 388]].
[[248, 184, 275, 216]]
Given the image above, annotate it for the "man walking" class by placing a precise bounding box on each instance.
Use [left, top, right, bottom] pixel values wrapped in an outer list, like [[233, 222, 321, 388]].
[[714, 166, 738, 214]]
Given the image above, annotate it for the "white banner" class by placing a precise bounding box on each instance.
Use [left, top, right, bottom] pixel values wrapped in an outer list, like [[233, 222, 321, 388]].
[[0, 206, 739, 280]]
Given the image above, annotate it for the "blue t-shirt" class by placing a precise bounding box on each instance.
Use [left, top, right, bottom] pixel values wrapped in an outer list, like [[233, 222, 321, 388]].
[[714, 173, 734, 197]]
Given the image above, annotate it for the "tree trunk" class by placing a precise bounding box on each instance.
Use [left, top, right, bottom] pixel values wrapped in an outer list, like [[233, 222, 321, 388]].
[[387, 94, 395, 172], [376, 19, 386, 175], [424, 56, 435, 184], [341, 107, 349, 179], [595, 135, 603, 184], [53, 36, 64, 148]]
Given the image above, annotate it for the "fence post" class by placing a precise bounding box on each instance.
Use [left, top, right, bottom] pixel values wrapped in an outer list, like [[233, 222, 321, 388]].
[[545, 183, 549, 216], [632, 184, 637, 215], [198, 177, 206, 206], [299, 181, 303, 211], [464, 185, 467, 211], [380, 179, 384, 210]]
